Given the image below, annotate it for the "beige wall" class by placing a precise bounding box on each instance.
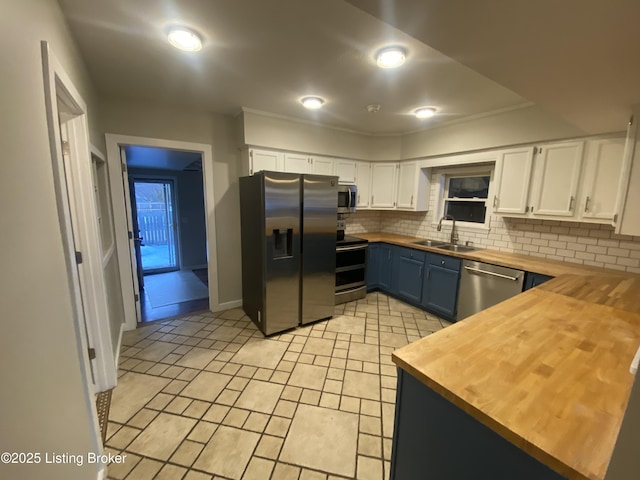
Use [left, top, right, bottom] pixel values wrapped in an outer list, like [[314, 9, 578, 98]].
[[401, 104, 587, 159], [100, 99, 243, 304], [0, 1, 104, 479], [240, 106, 589, 163], [242, 110, 402, 161]]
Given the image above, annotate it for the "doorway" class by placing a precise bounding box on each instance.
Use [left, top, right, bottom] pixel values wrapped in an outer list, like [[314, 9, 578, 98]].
[[106, 134, 221, 331], [125, 146, 209, 322]]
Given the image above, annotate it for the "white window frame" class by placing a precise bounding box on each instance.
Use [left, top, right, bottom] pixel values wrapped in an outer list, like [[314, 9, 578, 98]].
[[434, 165, 495, 232]]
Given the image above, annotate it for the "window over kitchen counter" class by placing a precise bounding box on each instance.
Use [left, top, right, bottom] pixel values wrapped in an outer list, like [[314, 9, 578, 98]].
[[437, 166, 494, 229]]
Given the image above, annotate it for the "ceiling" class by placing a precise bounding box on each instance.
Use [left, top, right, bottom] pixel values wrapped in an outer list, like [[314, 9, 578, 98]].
[[58, 0, 639, 136], [58, 0, 527, 135], [125, 146, 202, 171], [346, 0, 640, 134]]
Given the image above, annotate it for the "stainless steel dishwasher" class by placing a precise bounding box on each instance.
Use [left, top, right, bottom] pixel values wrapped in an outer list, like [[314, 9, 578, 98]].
[[457, 260, 525, 321]]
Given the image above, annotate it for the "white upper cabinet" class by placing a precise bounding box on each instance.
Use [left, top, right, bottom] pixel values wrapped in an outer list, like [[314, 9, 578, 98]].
[[311, 156, 335, 176], [493, 147, 535, 215], [529, 141, 584, 217], [396, 162, 416, 209], [250, 149, 283, 175], [336, 159, 357, 184], [370, 162, 398, 209], [284, 153, 312, 174], [396, 162, 430, 211], [355, 161, 371, 208], [579, 138, 626, 222]]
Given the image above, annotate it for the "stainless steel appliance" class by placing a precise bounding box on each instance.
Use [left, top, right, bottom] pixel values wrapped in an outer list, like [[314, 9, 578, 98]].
[[239, 171, 338, 335], [337, 184, 357, 214], [335, 235, 368, 304], [457, 260, 524, 321]]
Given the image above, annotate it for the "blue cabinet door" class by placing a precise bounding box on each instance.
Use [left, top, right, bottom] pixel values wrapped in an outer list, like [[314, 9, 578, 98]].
[[422, 264, 459, 318], [523, 272, 554, 291], [378, 244, 395, 292], [367, 243, 380, 289], [396, 250, 425, 304]]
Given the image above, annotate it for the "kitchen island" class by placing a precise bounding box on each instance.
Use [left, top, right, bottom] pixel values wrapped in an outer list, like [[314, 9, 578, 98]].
[[354, 233, 640, 479]]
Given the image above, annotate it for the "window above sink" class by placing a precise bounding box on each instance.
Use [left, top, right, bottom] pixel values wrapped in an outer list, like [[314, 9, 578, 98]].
[[435, 165, 495, 231]]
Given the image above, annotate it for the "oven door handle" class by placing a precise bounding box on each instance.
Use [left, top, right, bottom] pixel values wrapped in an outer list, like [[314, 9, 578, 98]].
[[336, 244, 368, 252]]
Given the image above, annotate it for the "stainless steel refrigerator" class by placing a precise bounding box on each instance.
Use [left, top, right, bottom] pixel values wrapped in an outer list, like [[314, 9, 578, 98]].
[[239, 171, 338, 335]]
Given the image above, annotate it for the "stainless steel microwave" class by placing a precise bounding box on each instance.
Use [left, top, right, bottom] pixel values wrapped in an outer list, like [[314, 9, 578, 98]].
[[337, 184, 357, 213]]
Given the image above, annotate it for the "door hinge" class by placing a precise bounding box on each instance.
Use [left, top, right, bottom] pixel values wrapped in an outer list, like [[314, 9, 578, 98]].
[[88, 348, 96, 360], [75, 251, 83, 264], [249, 150, 253, 159], [128, 230, 133, 239], [61, 140, 70, 155], [121, 163, 127, 173], [533, 147, 538, 155], [134, 293, 139, 302]]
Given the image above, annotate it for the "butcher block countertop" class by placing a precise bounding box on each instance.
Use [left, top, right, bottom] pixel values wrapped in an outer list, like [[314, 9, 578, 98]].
[[356, 232, 640, 480]]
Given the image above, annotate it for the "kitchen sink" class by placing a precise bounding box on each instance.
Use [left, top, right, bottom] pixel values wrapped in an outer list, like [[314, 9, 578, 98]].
[[436, 244, 479, 253], [412, 239, 450, 247]]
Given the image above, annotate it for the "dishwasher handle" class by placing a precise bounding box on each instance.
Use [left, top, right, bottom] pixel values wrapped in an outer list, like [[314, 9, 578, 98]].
[[464, 265, 520, 281]]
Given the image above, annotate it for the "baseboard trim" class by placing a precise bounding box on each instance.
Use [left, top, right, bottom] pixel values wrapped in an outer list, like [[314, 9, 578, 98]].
[[183, 264, 208, 271], [211, 299, 242, 312], [97, 465, 107, 480]]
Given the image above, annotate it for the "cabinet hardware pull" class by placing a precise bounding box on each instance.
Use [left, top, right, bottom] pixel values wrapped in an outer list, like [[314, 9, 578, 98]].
[[419, 266, 422, 277], [584, 196, 590, 213], [464, 266, 519, 281], [388, 250, 391, 260], [569, 195, 575, 211], [525, 206, 529, 213], [411, 195, 413, 206], [372, 195, 374, 205], [493, 195, 498, 208]]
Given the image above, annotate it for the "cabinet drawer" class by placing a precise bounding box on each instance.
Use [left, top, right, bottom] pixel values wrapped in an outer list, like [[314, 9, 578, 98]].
[[397, 246, 426, 262], [427, 253, 461, 271]]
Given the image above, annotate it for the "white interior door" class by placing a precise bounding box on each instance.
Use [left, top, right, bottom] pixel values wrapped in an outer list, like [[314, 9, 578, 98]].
[[119, 148, 142, 324]]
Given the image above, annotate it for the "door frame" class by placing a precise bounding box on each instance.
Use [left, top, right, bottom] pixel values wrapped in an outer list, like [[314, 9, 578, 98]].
[[41, 41, 106, 475], [106, 135, 221, 331]]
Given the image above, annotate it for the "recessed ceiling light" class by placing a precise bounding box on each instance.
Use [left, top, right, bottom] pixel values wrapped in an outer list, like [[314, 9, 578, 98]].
[[301, 96, 325, 109], [167, 27, 202, 51], [376, 47, 406, 68], [414, 107, 437, 119]]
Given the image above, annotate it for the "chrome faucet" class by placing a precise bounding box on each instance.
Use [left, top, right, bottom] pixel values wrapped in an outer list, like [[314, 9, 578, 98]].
[[437, 214, 458, 245]]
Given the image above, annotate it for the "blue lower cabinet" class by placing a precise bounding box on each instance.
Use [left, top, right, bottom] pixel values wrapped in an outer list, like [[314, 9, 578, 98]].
[[378, 244, 395, 293], [421, 253, 461, 320], [367, 243, 380, 290], [523, 272, 554, 291], [395, 248, 426, 304]]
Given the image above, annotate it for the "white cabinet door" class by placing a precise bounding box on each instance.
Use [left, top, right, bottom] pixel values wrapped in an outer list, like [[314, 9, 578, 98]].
[[250, 149, 284, 175], [580, 138, 625, 222], [493, 147, 534, 215], [284, 153, 312, 174], [311, 157, 335, 176], [370, 163, 398, 209], [355, 161, 371, 208], [396, 162, 417, 209], [530, 142, 584, 217], [336, 160, 357, 184]]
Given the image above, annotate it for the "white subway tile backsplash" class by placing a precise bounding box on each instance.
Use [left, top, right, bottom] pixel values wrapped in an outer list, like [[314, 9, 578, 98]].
[[343, 171, 640, 273]]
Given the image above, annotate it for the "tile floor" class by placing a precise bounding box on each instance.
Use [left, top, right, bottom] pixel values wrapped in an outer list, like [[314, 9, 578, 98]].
[[105, 292, 451, 480]]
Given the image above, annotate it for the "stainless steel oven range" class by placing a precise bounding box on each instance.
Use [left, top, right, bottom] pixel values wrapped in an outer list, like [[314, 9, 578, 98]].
[[335, 235, 368, 304]]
